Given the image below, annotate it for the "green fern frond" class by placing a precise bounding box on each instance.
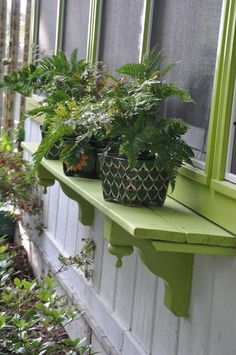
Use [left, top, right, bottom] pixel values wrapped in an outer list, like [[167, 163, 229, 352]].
[[117, 50, 175, 81], [116, 63, 146, 80], [70, 48, 79, 70], [142, 49, 166, 76], [33, 125, 74, 169], [0, 64, 37, 95], [158, 63, 176, 78], [157, 83, 193, 102]]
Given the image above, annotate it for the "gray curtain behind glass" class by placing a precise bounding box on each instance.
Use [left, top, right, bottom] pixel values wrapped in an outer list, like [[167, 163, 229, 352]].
[[38, 0, 57, 57], [99, 0, 143, 69], [62, 0, 90, 58], [230, 82, 236, 174], [151, 0, 223, 162]]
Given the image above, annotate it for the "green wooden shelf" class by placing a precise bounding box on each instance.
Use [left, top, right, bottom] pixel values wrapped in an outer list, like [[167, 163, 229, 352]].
[[22, 142, 236, 317]]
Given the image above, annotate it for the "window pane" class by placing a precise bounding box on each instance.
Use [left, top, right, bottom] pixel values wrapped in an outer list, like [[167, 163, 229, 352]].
[[38, 0, 57, 57], [150, 0, 223, 163], [62, 0, 90, 58], [99, 0, 143, 69], [231, 133, 236, 175], [227, 80, 236, 176]]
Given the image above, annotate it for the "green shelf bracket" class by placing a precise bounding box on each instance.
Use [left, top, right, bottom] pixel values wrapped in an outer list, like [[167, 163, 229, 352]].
[[38, 165, 55, 192], [104, 217, 193, 317], [37, 162, 94, 225], [60, 182, 94, 226]]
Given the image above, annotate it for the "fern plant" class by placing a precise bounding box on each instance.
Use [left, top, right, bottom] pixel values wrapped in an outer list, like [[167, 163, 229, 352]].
[[0, 49, 110, 168], [98, 49, 194, 190]]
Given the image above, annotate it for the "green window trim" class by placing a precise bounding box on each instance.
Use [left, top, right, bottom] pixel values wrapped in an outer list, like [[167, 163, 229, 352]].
[[55, 0, 65, 54], [29, 0, 39, 63], [211, 179, 236, 200], [178, 166, 208, 185], [139, 0, 154, 61], [212, 0, 236, 181], [86, 0, 103, 63]]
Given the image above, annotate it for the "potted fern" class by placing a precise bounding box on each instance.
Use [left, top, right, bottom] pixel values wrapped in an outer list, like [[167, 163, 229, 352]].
[[0, 50, 109, 177], [98, 51, 194, 206]]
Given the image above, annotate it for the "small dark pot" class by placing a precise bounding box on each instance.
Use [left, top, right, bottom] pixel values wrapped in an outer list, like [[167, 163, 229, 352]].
[[99, 154, 169, 207], [62, 140, 101, 179], [0, 211, 16, 242], [40, 125, 62, 160]]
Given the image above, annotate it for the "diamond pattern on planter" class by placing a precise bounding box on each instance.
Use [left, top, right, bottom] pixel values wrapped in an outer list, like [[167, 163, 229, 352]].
[[100, 155, 169, 207]]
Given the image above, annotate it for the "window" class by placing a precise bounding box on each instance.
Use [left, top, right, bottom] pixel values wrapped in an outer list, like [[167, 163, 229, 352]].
[[150, 0, 223, 168], [37, 0, 58, 57], [62, 0, 90, 58], [99, 0, 143, 69], [225, 79, 236, 183]]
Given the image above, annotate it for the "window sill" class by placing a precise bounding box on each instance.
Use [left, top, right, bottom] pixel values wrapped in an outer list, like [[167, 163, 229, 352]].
[[179, 165, 208, 185], [22, 141, 236, 317], [211, 179, 236, 200]]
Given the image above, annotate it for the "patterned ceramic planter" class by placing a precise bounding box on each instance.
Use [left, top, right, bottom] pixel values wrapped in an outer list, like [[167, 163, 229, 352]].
[[100, 154, 169, 207]]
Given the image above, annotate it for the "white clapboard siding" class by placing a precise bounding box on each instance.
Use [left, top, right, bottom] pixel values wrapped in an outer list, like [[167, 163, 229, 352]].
[[151, 281, 179, 355], [90, 211, 105, 293], [114, 251, 138, 329], [24, 117, 41, 142], [64, 199, 79, 256], [55, 188, 69, 247], [30, 120, 42, 142], [46, 181, 60, 238], [131, 260, 158, 353], [76, 221, 91, 255], [208, 257, 236, 355], [99, 240, 118, 310], [24, 117, 32, 141], [177, 255, 216, 355]]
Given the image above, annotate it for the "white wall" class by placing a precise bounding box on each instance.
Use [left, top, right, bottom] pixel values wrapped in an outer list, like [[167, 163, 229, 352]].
[[23, 117, 236, 355]]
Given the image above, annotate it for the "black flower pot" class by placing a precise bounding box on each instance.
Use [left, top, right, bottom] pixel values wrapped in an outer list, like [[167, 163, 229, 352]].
[[99, 154, 169, 207], [62, 138, 102, 179]]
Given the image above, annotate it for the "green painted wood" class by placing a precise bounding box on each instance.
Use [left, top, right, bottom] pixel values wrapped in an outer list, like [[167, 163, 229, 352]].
[[212, 0, 236, 180], [21, 142, 236, 252], [37, 165, 55, 189], [211, 179, 236, 200], [204, 0, 232, 182], [86, 0, 103, 63], [178, 165, 208, 185], [29, 0, 39, 63], [152, 240, 236, 256], [105, 218, 193, 317], [60, 182, 94, 226], [139, 0, 154, 61], [171, 172, 236, 236], [55, 0, 65, 54]]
